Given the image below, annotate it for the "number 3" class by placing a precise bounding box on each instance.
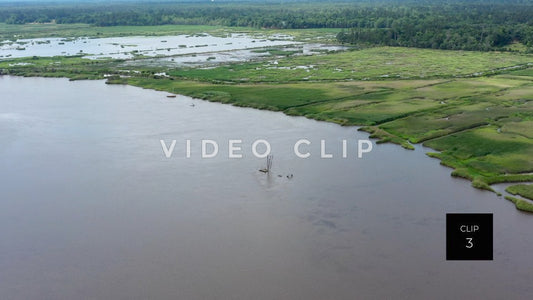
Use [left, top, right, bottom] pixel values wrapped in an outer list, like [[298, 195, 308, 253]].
[[466, 238, 473, 249]]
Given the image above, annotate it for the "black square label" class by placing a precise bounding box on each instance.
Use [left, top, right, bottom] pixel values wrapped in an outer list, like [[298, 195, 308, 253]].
[[446, 213, 493, 260]]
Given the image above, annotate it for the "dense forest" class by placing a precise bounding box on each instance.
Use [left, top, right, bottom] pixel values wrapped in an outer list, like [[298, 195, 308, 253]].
[[0, 0, 532, 51]]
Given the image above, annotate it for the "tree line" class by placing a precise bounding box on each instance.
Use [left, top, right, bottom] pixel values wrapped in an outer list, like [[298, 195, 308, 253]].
[[0, 1, 531, 51]]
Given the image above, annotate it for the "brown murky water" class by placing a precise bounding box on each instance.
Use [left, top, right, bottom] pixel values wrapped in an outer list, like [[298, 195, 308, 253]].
[[1, 76, 532, 299]]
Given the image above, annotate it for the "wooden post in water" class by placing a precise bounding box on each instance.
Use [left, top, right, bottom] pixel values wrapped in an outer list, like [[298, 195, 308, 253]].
[[259, 154, 273, 173]]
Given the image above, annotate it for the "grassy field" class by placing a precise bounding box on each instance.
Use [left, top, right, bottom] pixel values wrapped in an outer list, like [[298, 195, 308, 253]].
[[506, 184, 533, 200], [0, 23, 225, 39], [170, 47, 533, 82], [0, 23, 338, 42], [505, 196, 533, 213], [2, 24, 533, 199]]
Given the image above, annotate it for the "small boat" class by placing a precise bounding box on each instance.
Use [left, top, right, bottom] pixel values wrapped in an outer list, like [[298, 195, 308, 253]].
[[166, 95, 176, 98]]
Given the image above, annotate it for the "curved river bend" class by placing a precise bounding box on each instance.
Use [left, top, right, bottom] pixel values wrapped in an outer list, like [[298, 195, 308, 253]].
[[1, 76, 532, 299]]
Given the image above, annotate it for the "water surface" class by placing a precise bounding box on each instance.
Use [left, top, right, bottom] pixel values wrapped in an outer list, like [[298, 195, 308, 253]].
[[1, 76, 532, 299], [0, 34, 296, 59]]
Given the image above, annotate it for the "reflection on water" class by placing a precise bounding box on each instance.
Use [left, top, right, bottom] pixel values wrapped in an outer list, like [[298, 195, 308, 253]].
[[0, 76, 532, 299]]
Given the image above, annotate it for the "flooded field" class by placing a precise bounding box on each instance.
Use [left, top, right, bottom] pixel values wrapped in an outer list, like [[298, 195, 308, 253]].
[[0, 33, 297, 59], [120, 44, 349, 68]]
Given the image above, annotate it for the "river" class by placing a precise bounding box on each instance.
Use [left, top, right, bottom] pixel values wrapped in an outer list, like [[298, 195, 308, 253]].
[[1, 76, 532, 299]]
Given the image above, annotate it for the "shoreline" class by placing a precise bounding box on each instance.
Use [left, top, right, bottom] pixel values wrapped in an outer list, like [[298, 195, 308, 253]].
[[4, 72, 533, 200], [2, 41, 533, 212]]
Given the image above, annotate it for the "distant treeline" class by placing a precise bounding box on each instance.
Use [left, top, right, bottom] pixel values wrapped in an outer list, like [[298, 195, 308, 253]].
[[1, 1, 532, 51]]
